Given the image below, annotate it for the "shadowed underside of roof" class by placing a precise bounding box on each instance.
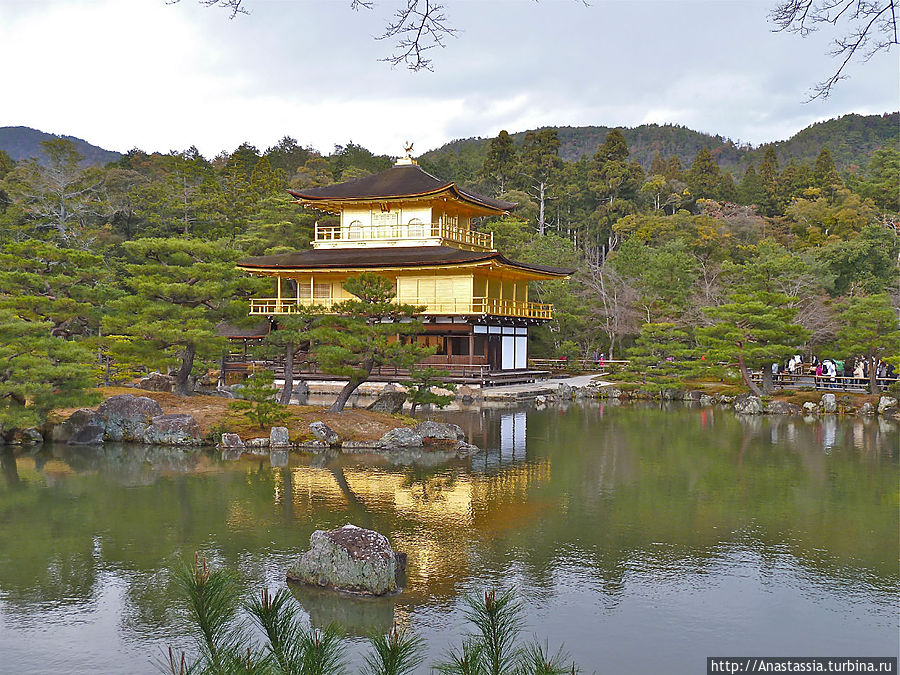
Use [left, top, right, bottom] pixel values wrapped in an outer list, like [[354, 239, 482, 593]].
[[238, 246, 572, 277], [287, 163, 516, 213]]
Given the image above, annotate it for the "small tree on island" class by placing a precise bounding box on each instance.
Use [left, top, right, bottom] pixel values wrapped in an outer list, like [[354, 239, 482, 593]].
[[699, 291, 808, 397], [618, 322, 700, 393], [406, 366, 457, 414], [229, 369, 287, 430], [835, 294, 900, 395], [311, 273, 431, 413]]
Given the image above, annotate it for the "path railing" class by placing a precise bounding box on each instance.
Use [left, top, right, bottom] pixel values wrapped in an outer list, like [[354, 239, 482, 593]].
[[749, 371, 898, 393]]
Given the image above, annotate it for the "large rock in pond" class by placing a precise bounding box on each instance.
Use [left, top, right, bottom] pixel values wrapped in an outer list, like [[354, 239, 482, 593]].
[[415, 420, 465, 445], [766, 400, 803, 415], [97, 395, 164, 442], [270, 426, 291, 447], [143, 414, 203, 445], [366, 388, 407, 414], [820, 393, 837, 413], [733, 394, 763, 415], [51, 408, 106, 445], [374, 421, 466, 449], [287, 524, 402, 596]]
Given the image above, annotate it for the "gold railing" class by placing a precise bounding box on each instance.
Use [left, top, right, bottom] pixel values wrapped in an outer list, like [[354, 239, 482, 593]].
[[249, 296, 552, 319], [314, 222, 494, 250]]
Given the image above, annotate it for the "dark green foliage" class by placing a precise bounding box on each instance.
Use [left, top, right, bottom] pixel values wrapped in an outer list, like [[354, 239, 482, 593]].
[[699, 291, 808, 396], [363, 625, 424, 675], [229, 370, 287, 430], [406, 367, 457, 413], [0, 311, 100, 433], [311, 273, 431, 412], [618, 323, 699, 393], [816, 224, 899, 295], [834, 294, 900, 395], [686, 148, 722, 200]]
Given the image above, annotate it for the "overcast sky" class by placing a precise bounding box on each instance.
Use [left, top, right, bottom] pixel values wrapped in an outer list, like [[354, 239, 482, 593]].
[[1, 0, 896, 159]]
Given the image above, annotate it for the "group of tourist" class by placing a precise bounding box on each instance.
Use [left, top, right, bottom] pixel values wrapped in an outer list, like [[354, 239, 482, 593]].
[[771, 354, 896, 387]]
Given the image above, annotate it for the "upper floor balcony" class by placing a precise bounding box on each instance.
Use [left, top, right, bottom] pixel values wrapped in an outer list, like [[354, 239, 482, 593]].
[[313, 221, 494, 251], [248, 296, 552, 320]]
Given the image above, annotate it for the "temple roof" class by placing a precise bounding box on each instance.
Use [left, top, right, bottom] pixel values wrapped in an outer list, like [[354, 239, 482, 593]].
[[238, 246, 572, 279], [288, 163, 516, 214]]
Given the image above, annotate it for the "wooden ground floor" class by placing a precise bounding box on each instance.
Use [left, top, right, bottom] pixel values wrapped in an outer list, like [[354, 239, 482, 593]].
[[224, 317, 550, 386]]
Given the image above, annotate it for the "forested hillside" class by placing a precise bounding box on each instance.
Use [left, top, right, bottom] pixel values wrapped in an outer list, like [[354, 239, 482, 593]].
[[0, 115, 897, 434], [419, 112, 899, 180], [0, 126, 122, 166]]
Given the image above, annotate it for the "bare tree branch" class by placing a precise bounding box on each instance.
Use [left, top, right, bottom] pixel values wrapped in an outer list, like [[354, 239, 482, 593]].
[[769, 0, 898, 99]]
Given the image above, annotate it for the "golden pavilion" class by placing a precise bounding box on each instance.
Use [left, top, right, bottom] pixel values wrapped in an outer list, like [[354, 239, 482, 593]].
[[237, 154, 571, 383]]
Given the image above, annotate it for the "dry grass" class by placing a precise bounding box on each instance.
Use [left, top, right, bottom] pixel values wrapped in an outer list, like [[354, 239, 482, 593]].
[[53, 387, 413, 443]]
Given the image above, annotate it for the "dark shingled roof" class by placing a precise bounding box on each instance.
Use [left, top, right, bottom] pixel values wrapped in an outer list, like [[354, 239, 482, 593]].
[[238, 246, 572, 277], [288, 163, 516, 213]]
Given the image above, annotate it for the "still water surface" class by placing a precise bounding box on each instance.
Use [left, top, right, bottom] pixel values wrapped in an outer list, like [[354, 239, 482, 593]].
[[0, 403, 897, 674]]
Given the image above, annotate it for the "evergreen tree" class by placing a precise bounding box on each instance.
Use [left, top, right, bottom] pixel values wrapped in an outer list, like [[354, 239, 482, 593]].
[[229, 369, 287, 429], [738, 164, 767, 207], [758, 147, 780, 215], [480, 130, 517, 195], [103, 238, 260, 396], [619, 323, 698, 393], [311, 273, 431, 412], [406, 367, 457, 413], [686, 148, 721, 200], [649, 151, 667, 176], [835, 294, 900, 395], [700, 291, 808, 396], [812, 147, 843, 199], [264, 309, 318, 405], [517, 129, 563, 235], [857, 147, 900, 211], [0, 311, 99, 435]]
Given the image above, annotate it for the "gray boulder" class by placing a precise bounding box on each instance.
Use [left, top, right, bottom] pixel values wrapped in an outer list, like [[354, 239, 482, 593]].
[[143, 414, 202, 445], [802, 401, 818, 414], [97, 395, 164, 442], [220, 433, 245, 449], [376, 426, 424, 448], [137, 372, 174, 392], [309, 421, 340, 446], [820, 393, 837, 413], [19, 428, 43, 445], [858, 402, 875, 416], [557, 383, 573, 400], [734, 394, 763, 415], [877, 396, 898, 415], [287, 524, 401, 596], [415, 420, 465, 443], [686, 390, 703, 402], [456, 385, 480, 404], [766, 400, 803, 415], [366, 389, 407, 414], [245, 437, 270, 455], [699, 394, 715, 407], [270, 426, 291, 447], [51, 408, 106, 445]]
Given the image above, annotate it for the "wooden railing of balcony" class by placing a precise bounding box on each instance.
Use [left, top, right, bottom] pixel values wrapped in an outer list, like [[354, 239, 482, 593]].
[[314, 222, 494, 250], [248, 296, 552, 319]]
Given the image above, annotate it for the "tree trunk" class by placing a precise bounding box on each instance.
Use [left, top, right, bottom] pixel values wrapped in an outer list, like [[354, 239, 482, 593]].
[[279, 341, 295, 405], [329, 358, 374, 412], [868, 354, 880, 395], [537, 181, 546, 236], [174, 343, 196, 397], [737, 350, 763, 397], [761, 365, 775, 394]]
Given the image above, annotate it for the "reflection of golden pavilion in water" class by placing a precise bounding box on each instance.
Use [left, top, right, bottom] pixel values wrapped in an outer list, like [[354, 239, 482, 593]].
[[268, 456, 551, 595]]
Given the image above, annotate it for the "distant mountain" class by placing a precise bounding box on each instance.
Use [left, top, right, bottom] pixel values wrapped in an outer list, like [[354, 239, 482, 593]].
[[0, 126, 121, 166], [419, 112, 899, 181]]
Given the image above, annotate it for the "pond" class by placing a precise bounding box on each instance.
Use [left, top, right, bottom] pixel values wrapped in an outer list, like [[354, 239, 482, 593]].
[[0, 403, 897, 674]]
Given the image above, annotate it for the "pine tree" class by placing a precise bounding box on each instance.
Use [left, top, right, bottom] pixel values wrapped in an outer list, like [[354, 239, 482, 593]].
[[311, 273, 431, 412], [619, 323, 699, 393], [0, 310, 99, 434], [835, 294, 900, 395], [699, 291, 808, 396], [738, 164, 767, 207], [229, 369, 287, 430], [103, 237, 261, 396], [264, 309, 318, 405], [758, 147, 780, 215], [406, 367, 457, 413]]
